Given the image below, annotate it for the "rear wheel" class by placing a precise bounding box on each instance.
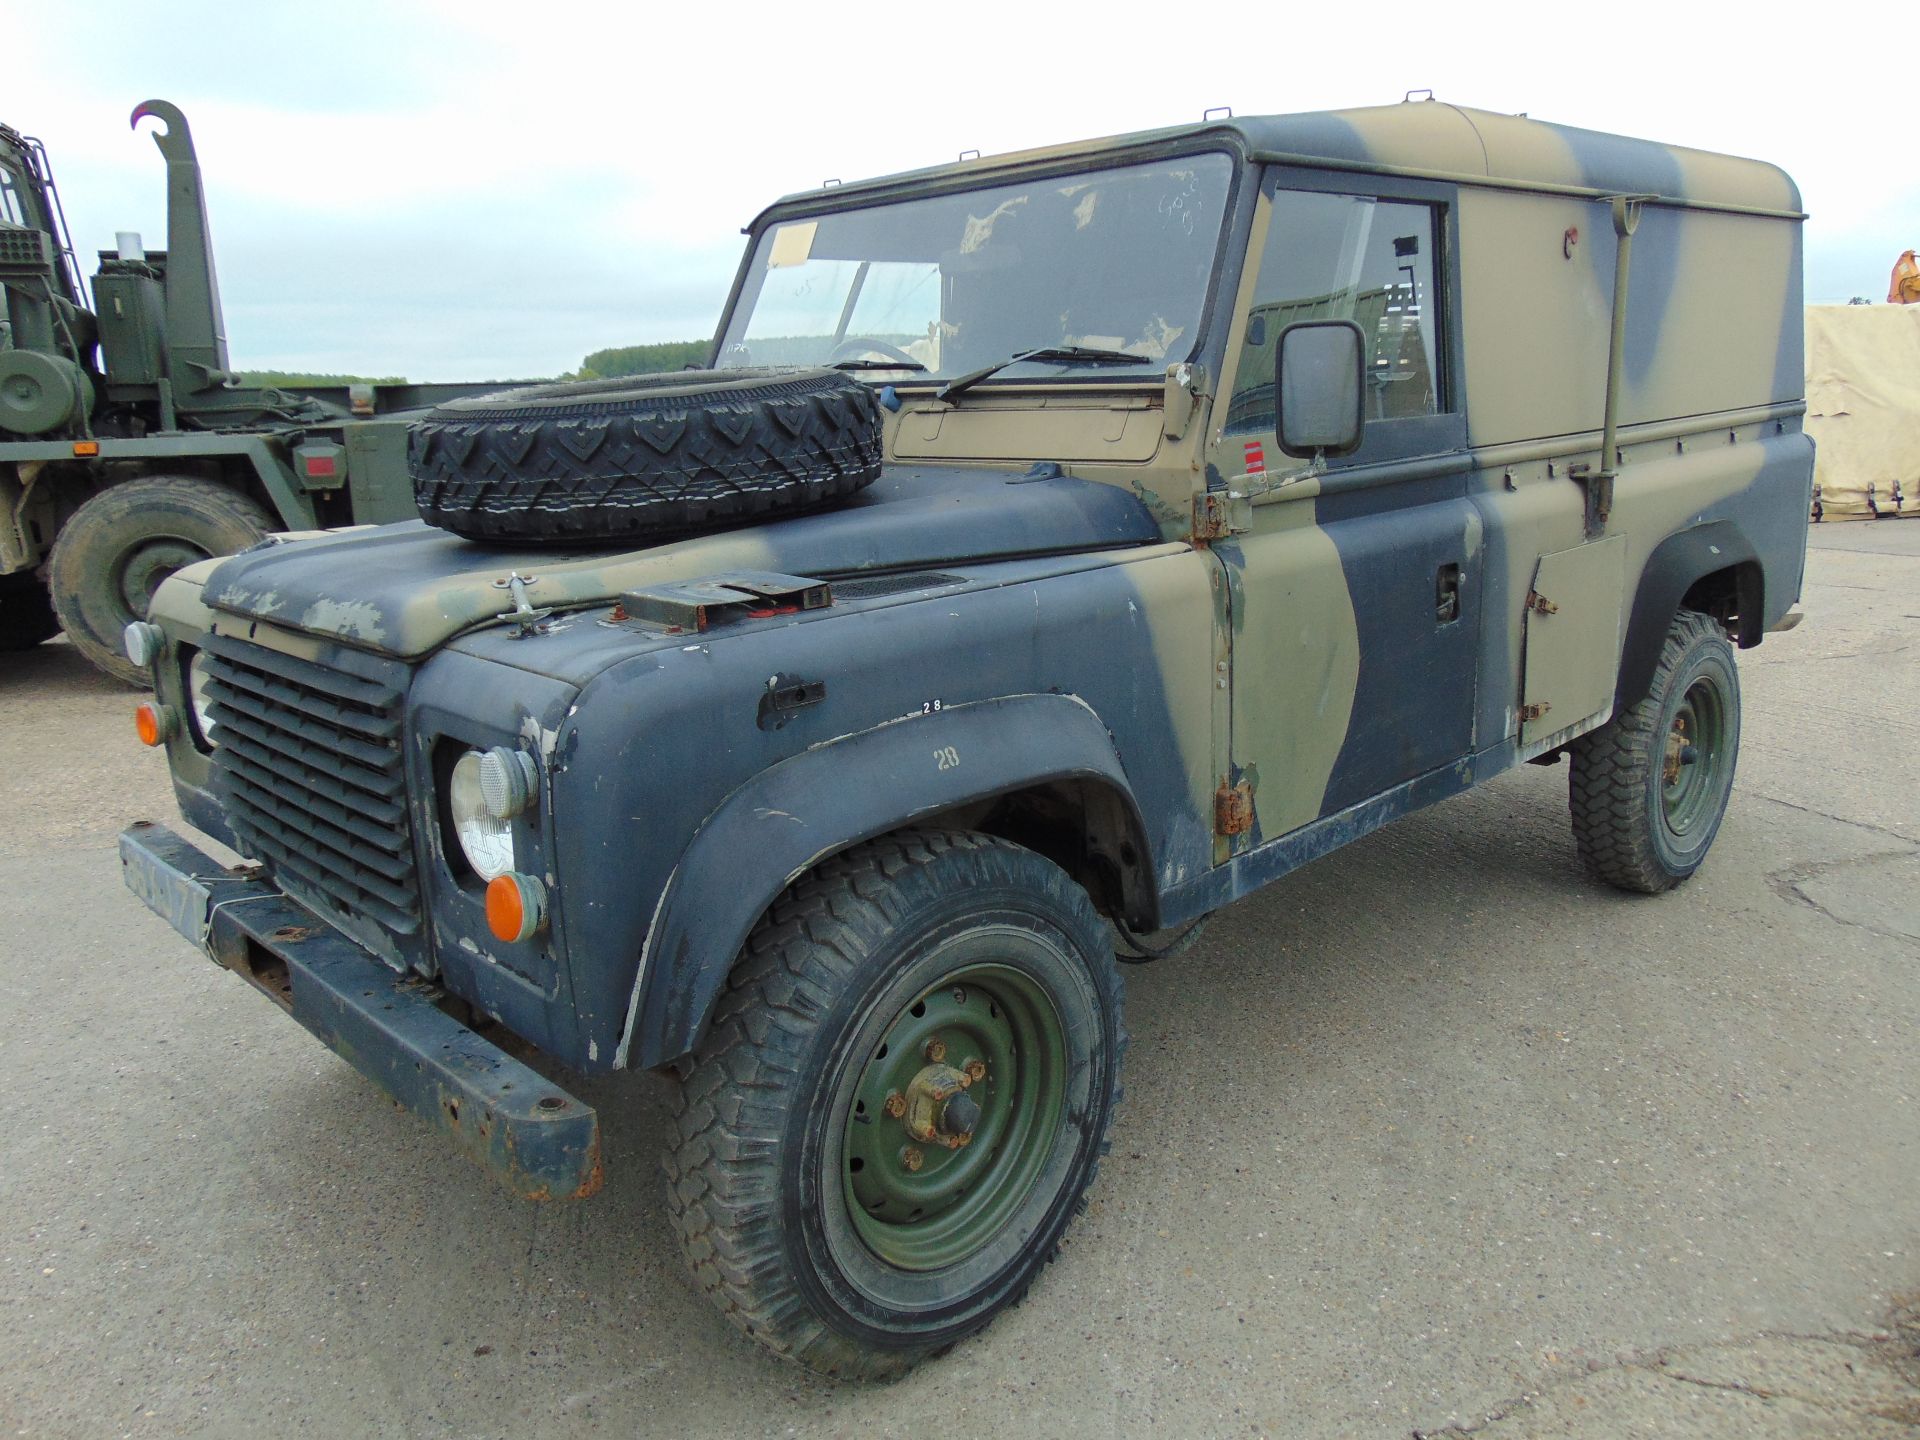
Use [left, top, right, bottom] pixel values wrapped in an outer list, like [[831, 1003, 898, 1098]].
[[0, 573, 58, 652], [48, 476, 271, 685], [665, 829, 1125, 1378], [1569, 609, 1741, 892]]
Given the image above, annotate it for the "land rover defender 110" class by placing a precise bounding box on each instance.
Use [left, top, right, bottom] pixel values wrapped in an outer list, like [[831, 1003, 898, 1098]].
[[120, 99, 1810, 1376]]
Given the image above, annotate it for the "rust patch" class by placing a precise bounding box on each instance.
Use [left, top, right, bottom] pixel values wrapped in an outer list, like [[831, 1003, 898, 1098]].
[[1214, 779, 1254, 837], [570, 1154, 606, 1200], [903, 1062, 975, 1149]]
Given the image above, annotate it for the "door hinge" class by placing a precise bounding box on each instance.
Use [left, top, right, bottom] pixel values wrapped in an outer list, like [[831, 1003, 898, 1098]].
[[1161, 360, 1208, 440], [1214, 779, 1253, 836], [1193, 490, 1250, 542], [1520, 700, 1552, 723], [1525, 589, 1559, 616], [1194, 491, 1230, 540]]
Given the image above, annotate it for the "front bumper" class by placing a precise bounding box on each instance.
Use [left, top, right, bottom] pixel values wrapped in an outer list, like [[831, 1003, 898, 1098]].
[[119, 821, 603, 1202]]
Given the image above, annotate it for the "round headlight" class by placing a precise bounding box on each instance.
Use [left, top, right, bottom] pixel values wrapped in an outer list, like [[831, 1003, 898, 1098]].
[[186, 649, 218, 747], [450, 749, 515, 881]]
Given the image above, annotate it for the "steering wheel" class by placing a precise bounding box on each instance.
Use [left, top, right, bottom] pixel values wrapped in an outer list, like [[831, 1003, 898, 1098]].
[[829, 337, 920, 367]]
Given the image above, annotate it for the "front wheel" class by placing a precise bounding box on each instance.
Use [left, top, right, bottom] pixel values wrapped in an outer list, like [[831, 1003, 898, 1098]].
[[665, 829, 1125, 1378], [1569, 608, 1741, 893], [48, 475, 272, 685]]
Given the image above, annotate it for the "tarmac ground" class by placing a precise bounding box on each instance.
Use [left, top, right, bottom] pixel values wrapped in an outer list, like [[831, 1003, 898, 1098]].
[[1, 521, 1916, 1438]]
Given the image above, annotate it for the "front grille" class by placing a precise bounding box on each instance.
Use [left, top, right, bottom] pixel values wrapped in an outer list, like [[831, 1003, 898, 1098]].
[[202, 633, 420, 943]]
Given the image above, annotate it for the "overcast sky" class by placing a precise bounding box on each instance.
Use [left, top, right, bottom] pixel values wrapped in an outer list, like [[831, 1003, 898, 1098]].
[[10, 0, 1911, 381]]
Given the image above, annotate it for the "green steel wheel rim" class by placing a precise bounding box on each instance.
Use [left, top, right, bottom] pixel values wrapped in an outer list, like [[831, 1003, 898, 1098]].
[[1661, 674, 1730, 838], [841, 962, 1067, 1272]]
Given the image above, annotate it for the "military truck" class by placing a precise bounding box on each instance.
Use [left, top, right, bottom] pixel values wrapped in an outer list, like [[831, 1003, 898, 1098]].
[[0, 101, 495, 682], [118, 98, 1811, 1377]]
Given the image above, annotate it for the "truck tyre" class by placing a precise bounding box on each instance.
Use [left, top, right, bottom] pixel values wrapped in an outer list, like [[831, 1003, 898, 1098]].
[[665, 829, 1125, 1378], [0, 574, 59, 651], [49, 476, 271, 685], [1569, 609, 1741, 893], [407, 368, 883, 545]]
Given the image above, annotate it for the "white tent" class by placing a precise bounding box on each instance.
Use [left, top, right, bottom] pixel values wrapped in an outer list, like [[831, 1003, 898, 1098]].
[[1805, 305, 1920, 521]]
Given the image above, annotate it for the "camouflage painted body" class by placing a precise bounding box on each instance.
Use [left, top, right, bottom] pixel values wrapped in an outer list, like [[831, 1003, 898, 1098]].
[[137, 101, 1809, 1081]]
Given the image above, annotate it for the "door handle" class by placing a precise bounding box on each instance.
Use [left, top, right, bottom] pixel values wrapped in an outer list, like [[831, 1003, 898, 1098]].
[[1435, 562, 1461, 624]]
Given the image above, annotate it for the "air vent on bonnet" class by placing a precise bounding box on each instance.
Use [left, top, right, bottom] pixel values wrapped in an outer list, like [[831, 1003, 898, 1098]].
[[612, 571, 830, 633], [831, 572, 964, 600]]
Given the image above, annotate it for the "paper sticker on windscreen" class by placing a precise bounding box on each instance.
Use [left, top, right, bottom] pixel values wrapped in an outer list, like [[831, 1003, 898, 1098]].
[[767, 221, 818, 269]]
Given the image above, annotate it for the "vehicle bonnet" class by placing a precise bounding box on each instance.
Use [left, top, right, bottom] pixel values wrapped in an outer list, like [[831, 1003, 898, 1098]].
[[195, 464, 1164, 659]]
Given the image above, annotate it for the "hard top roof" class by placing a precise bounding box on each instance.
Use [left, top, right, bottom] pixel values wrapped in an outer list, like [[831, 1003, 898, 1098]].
[[773, 99, 1802, 220]]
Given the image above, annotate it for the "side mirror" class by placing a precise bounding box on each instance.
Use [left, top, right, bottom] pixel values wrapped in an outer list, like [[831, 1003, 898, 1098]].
[[1275, 319, 1365, 458]]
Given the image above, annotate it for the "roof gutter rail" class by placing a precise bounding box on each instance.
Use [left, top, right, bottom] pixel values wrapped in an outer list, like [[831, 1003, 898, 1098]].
[[1244, 149, 1807, 221]]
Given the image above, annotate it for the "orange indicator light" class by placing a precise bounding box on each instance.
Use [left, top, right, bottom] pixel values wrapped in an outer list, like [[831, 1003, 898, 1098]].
[[486, 872, 546, 944], [134, 701, 169, 746]]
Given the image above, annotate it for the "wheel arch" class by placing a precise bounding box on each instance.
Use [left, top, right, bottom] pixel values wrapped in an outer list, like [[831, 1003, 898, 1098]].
[[129, 456, 306, 531], [617, 693, 1154, 1072], [1617, 522, 1763, 711], [45, 469, 278, 680], [221, 438, 317, 530], [39, 444, 313, 559]]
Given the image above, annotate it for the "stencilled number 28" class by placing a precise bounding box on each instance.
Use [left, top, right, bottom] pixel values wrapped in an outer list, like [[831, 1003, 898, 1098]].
[[933, 746, 960, 772]]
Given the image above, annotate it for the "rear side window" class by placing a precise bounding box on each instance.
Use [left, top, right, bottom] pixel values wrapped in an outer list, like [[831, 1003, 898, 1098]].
[[0, 162, 25, 227], [1226, 189, 1443, 433]]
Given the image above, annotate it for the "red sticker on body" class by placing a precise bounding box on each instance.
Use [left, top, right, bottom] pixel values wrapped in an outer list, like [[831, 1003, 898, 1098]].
[[1243, 440, 1265, 475]]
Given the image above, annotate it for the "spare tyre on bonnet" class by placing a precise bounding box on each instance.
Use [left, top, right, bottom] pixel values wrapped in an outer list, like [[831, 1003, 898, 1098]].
[[406, 366, 884, 544]]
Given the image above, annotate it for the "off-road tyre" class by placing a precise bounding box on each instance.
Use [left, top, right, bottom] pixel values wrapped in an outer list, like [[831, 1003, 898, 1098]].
[[1569, 609, 1741, 893], [664, 829, 1126, 1379], [49, 476, 272, 685], [408, 368, 883, 545], [0, 573, 58, 652]]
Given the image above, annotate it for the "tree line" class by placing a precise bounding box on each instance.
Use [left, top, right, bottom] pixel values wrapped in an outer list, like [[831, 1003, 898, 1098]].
[[240, 340, 711, 389], [573, 340, 709, 378], [239, 370, 407, 387]]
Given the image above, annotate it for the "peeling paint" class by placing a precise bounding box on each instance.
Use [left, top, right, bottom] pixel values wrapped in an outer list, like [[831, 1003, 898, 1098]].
[[213, 584, 284, 617], [514, 715, 562, 760], [299, 596, 388, 644], [818, 690, 1105, 754], [615, 868, 679, 1071]]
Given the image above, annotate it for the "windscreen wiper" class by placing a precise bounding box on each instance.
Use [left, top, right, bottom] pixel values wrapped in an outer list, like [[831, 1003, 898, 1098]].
[[829, 358, 927, 371], [935, 345, 1147, 403]]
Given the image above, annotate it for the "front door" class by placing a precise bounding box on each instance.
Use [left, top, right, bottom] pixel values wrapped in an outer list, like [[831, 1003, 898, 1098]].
[[1211, 173, 1480, 848]]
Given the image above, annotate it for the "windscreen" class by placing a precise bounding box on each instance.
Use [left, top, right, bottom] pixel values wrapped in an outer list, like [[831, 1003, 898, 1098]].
[[717, 154, 1234, 383]]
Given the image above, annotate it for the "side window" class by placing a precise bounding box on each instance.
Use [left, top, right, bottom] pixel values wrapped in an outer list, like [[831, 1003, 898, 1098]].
[[1225, 189, 1444, 434], [0, 164, 24, 228]]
